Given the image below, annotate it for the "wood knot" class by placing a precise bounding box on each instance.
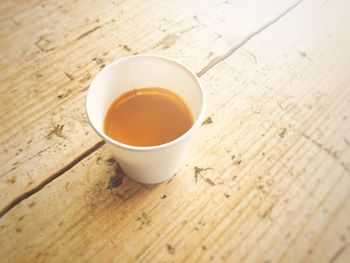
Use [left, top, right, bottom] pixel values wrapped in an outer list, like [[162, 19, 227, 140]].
[[107, 165, 125, 190]]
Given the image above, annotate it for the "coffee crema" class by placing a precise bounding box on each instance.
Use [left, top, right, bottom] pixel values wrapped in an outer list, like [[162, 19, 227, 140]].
[[104, 87, 194, 147]]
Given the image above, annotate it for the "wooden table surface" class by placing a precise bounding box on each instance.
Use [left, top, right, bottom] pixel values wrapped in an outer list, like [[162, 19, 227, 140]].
[[1, 0, 350, 262]]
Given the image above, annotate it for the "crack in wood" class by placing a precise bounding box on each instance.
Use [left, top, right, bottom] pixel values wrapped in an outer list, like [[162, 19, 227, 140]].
[[75, 26, 102, 41], [261, 204, 274, 219], [194, 166, 214, 185], [10, 17, 20, 26], [35, 42, 56, 52], [201, 117, 213, 125], [119, 44, 132, 52], [329, 244, 348, 263], [46, 124, 65, 139], [241, 48, 258, 64], [344, 137, 350, 146], [196, 0, 304, 77], [0, 0, 306, 223], [0, 140, 105, 218], [64, 71, 74, 81]]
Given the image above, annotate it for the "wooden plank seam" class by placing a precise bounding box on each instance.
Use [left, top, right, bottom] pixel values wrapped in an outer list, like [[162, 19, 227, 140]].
[[0, 0, 304, 219]]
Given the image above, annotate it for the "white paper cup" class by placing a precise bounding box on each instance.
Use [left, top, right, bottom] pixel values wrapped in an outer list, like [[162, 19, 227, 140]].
[[86, 55, 206, 184]]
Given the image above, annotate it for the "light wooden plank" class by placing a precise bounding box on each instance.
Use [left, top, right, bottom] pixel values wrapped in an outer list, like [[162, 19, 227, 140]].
[[303, 193, 350, 263], [0, 0, 297, 213], [0, 0, 294, 141], [1, 0, 349, 261], [0, 0, 215, 137], [0, 0, 42, 23]]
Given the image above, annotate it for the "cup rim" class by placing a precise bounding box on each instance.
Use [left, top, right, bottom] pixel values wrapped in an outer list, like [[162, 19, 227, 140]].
[[86, 54, 206, 152]]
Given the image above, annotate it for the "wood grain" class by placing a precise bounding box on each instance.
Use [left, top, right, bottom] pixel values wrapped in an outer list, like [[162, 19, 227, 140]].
[[1, 0, 350, 262], [0, 0, 296, 214]]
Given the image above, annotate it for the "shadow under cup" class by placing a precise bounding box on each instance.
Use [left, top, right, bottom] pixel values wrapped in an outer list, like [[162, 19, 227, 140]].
[[86, 55, 206, 184]]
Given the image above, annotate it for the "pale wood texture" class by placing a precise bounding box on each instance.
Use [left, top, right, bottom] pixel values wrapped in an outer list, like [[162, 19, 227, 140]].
[[1, 0, 350, 262], [0, 0, 296, 213]]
